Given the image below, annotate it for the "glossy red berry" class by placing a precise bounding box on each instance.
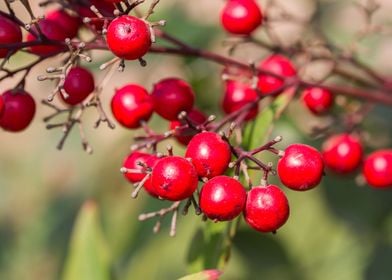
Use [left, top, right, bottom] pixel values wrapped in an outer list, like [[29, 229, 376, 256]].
[[111, 84, 154, 129], [27, 19, 67, 55], [0, 90, 36, 132], [106, 15, 151, 60], [0, 95, 4, 117], [169, 108, 207, 145], [363, 150, 392, 189], [302, 87, 334, 115], [221, 0, 263, 35], [257, 54, 296, 95], [322, 133, 363, 174], [277, 143, 324, 191], [222, 80, 259, 121], [61, 67, 95, 105], [143, 155, 161, 197], [199, 176, 246, 221], [185, 132, 231, 179], [123, 152, 156, 183], [244, 185, 290, 233], [151, 78, 195, 121], [46, 9, 80, 39], [0, 16, 22, 58], [104, 0, 122, 3], [150, 156, 198, 201]]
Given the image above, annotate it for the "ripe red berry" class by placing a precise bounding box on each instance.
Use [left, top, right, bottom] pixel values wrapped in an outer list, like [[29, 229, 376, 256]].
[[77, 2, 113, 31], [151, 78, 195, 121], [199, 176, 246, 221], [257, 54, 296, 95], [222, 80, 259, 121], [277, 143, 324, 191], [185, 132, 231, 179], [46, 9, 81, 39], [123, 152, 156, 183], [0, 89, 36, 132], [169, 108, 207, 145], [143, 155, 161, 197], [150, 156, 199, 201], [244, 185, 290, 233], [322, 133, 363, 174], [61, 67, 95, 105], [105, 0, 122, 3], [27, 19, 67, 55], [0, 95, 4, 117], [220, 0, 263, 35], [362, 150, 392, 189], [302, 87, 334, 115], [0, 16, 22, 58], [111, 84, 154, 129], [106, 15, 151, 60]]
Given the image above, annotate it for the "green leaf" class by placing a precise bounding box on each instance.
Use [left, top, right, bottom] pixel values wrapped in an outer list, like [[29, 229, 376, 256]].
[[186, 221, 228, 273], [178, 269, 222, 280], [62, 200, 110, 280], [243, 87, 296, 150]]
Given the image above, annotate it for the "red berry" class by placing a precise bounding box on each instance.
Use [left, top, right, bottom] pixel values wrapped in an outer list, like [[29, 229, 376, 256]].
[[123, 152, 155, 183], [322, 133, 363, 174], [221, 0, 263, 35], [0, 90, 36, 132], [244, 185, 290, 233], [61, 67, 95, 105], [199, 176, 246, 221], [150, 156, 198, 201], [0, 16, 22, 58], [0, 95, 4, 117], [222, 80, 259, 121], [27, 19, 67, 55], [111, 84, 154, 129], [106, 15, 151, 60], [169, 108, 207, 145], [151, 78, 195, 121], [185, 132, 231, 179], [104, 0, 122, 3], [277, 143, 324, 191], [257, 54, 296, 95], [46, 9, 80, 39], [143, 156, 161, 197], [302, 87, 334, 115], [363, 150, 392, 189]]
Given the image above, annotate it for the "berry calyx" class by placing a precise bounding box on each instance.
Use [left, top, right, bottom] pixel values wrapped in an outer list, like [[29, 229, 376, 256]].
[[106, 15, 151, 60], [199, 176, 246, 221], [0, 16, 23, 58], [169, 108, 207, 145], [302, 87, 334, 115], [185, 131, 231, 179], [0, 89, 36, 132], [222, 80, 259, 121], [322, 133, 363, 174], [151, 78, 195, 121], [220, 0, 263, 35], [277, 143, 324, 191], [123, 152, 156, 183], [61, 67, 95, 105], [150, 156, 198, 201], [244, 185, 290, 233], [27, 19, 67, 55], [46, 9, 80, 39], [257, 54, 296, 95], [362, 150, 392, 189], [111, 84, 154, 129]]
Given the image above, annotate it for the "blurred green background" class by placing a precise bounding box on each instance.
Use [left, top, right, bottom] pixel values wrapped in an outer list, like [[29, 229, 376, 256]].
[[1, 0, 392, 279]]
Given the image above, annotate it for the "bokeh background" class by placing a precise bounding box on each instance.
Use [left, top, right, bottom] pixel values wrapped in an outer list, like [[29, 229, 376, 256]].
[[1, 0, 392, 279]]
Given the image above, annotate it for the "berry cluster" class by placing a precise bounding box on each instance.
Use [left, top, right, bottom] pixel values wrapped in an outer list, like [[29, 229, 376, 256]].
[[0, 0, 391, 241]]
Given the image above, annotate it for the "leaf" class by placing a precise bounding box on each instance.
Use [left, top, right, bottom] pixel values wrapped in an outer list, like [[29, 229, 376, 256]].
[[186, 221, 228, 273], [243, 87, 296, 150], [62, 200, 110, 280], [178, 269, 222, 280]]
